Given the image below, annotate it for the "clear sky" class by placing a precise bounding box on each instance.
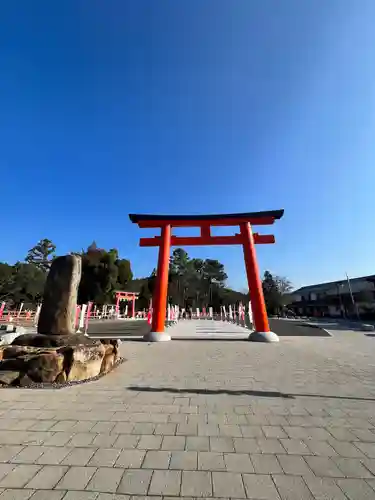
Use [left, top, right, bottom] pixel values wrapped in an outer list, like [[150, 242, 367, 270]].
[[1, 1, 375, 291]]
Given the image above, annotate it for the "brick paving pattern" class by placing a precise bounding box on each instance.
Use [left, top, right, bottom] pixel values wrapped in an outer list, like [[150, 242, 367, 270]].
[[0, 321, 375, 498]]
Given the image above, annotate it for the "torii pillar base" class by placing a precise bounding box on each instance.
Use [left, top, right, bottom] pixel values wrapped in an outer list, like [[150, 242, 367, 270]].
[[144, 331, 171, 342], [248, 331, 279, 342]]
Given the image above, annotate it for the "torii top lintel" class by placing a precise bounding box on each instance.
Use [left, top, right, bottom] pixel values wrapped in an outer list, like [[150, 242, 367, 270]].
[[115, 291, 139, 301], [129, 210, 284, 247], [129, 209, 284, 228]]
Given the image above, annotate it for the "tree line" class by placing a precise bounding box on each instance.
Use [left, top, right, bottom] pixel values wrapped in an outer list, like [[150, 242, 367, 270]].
[[0, 239, 133, 309], [140, 249, 292, 314], [0, 239, 292, 313]]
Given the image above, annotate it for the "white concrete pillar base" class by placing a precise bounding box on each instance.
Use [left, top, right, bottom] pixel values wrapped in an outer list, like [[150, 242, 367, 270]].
[[248, 331, 280, 343], [144, 331, 171, 342]]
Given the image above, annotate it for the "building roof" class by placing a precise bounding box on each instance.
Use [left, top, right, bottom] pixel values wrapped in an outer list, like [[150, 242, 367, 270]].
[[129, 210, 284, 224], [292, 274, 375, 295]]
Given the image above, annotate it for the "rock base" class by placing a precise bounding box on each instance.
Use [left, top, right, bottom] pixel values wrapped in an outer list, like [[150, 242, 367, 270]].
[[0, 334, 122, 387]]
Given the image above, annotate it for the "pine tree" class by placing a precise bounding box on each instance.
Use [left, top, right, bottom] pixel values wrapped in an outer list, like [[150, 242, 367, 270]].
[[25, 239, 56, 272]]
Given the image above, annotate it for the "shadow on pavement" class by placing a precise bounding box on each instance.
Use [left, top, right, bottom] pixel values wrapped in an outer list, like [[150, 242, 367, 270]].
[[128, 386, 375, 402], [128, 386, 294, 398]]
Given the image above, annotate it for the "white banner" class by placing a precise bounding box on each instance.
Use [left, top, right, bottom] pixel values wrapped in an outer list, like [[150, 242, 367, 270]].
[[34, 304, 42, 326], [248, 301, 253, 323], [17, 303, 24, 318], [78, 304, 87, 330]]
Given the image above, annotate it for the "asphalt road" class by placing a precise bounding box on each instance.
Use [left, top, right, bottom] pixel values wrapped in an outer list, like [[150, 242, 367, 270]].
[[87, 319, 150, 338], [269, 318, 331, 337]]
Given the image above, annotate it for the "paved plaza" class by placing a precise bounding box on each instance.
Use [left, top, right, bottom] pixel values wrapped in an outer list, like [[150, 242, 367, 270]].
[[1, 321, 375, 499]]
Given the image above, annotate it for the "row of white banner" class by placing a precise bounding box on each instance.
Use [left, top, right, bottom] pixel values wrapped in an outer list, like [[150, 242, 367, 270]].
[[165, 303, 253, 323], [1, 301, 253, 329]]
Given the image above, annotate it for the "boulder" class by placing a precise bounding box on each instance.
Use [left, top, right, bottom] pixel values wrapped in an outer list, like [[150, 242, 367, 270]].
[[0, 371, 20, 386], [101, 343, 115, 355], [38, 254, 82, 335], [1, 346, 30, 359], [1, 346, 57, 359], [0, 332, 121, 386], [18, 374, 34, 387], [100, 339, 121, 356], [55, 371, 67, 384], [62, 343, 106, 381], [100, 353, 116, 374], [0, 357, 28, 372], [26, 352, 65, 383], [11, 334, 64, 348], [0, 351, 65, 384]]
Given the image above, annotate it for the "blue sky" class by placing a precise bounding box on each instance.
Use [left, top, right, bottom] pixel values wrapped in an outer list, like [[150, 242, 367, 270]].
[[1, 0, 375, 291]]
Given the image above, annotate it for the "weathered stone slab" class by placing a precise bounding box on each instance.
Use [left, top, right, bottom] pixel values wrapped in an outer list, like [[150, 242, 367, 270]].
[[38, 254, 82, 335], [12, 333, 96, 348]]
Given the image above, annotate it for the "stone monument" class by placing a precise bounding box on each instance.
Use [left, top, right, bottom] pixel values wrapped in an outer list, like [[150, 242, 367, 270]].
[[0, 254, 121, 387], [38, 254, 82, 335]]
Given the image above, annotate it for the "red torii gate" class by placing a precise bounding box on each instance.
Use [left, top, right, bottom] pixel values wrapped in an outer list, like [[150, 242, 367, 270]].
[[115, 291, 139, 319], [129, 210, 284, 342]]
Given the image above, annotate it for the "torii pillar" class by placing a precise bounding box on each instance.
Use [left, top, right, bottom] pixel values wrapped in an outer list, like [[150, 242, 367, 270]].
[[129, 210, 284, 342]]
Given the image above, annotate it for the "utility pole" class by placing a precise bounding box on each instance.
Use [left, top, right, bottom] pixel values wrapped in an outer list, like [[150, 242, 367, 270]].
[[345, 273, 360, 320]]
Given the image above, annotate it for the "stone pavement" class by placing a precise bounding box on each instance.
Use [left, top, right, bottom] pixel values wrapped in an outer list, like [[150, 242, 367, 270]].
[[1, 325, 375, 499], [167, 320, 249, 339]]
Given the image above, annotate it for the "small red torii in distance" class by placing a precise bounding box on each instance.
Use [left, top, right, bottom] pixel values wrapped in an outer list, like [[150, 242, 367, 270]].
[[115, 291, 139, 319], [129, 210, 284, 342]]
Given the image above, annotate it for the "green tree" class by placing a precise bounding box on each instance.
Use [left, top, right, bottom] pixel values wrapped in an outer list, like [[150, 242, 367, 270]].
[[137, 283, 152, 310], [25, 239, 56, 272], [202, 259, 227, 306], [185, 258, 205, 308], [167, 250, 228, 309], [79, 245, 117, 304], [78, 244, 133, 305], [262, 270, 292, 315], [147, 269, 157, 297], [169, 249, 190, 305], [0, 263, 46, 307], [116, 258, 133, 288], [0, 263, 14, 300]]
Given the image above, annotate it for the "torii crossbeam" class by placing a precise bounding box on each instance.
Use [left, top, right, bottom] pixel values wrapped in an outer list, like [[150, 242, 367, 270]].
[[129, 210, 284, 342]]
